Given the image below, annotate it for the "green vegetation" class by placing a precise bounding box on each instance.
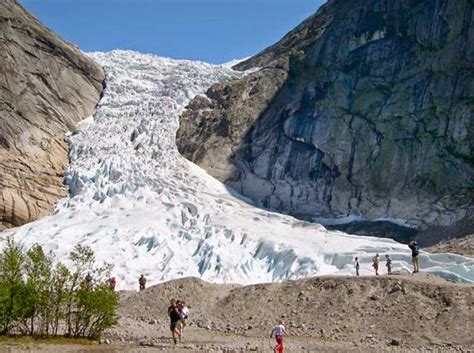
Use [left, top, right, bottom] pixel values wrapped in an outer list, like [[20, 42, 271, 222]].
[[0, 237, 117, 339], [0, 335, 96, 345]]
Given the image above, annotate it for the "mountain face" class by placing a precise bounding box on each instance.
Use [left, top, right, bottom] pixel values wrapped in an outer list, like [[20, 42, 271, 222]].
[[177, 0, 474, 236], [0, 0, 105, 229]]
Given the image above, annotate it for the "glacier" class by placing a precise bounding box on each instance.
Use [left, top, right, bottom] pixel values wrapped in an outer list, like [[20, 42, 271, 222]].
[[3, 50, 473, 289]]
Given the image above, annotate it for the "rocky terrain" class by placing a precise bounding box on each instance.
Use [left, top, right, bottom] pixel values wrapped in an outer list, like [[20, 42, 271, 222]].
[[0, 273, 472, 352], [95, 274, 474, 352], [177, 0, 474, 238], [0, 0, 104, 229], [426, 234, 474, 258]]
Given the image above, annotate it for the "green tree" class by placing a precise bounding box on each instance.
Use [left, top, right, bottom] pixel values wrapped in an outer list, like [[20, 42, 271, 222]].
[[0, 239, 118, 338], [24, 245, 53, 335], [65, 245, 114, 337], [0, 236, 26, 334], [66, 245, 95, 335], [72, 284, 118, 338], [49, 262, 70, 336]]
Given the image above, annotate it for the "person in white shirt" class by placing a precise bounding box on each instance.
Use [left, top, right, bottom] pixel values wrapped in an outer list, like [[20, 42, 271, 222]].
[[179, 301, 190, 338], [372, 253, 380, 275], [270, 319, 287, 353]]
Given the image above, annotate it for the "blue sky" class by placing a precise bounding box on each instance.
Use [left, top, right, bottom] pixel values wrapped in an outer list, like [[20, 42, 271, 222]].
[[19, 0, 324, 64]]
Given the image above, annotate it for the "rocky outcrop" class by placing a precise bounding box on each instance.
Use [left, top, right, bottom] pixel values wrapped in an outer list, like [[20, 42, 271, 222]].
[[177, 0, 474, 233], [425, 234, 474, 258], [0, 0, 104, 229]]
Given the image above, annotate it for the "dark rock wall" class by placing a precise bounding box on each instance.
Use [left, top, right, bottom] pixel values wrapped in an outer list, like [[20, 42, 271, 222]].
[[177, 0, 474, 231]]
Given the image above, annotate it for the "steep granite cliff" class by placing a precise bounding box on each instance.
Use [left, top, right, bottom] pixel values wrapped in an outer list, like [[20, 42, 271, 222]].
[[177, 0, 474, 235], [0, 0, 104, 229]]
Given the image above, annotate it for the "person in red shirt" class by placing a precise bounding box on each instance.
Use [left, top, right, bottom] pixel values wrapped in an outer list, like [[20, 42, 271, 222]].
[[107, 277, 116, 290]]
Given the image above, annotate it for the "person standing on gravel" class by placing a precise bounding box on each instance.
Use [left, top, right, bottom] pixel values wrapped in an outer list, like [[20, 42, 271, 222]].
[[372, 254, 380, 275], [270, 319, 287, 353], [385, 255, 392, 274], [408, 240, 420, 273], [355, 257, 360, 276], [139, 274, 147, 291], [179, 301, 190, 338], [168, 298, 182, 344]]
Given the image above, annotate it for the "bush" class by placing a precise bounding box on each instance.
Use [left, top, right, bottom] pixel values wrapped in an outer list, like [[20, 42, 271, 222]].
[[72, 284, 118, 338], [0, 237, 118, 338]]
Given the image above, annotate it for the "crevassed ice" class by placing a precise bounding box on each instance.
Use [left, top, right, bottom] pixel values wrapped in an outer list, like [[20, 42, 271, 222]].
[[5, 50, 473, 289]]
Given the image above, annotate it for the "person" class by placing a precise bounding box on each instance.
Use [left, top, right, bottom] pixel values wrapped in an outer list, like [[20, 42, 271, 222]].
[[168, 299, 182, 344], [108, 277, 116, 290], [372, 254, 379, 275], [85, 273, 93, 290], [408, 240, 420, 273], [355, 257, 360, 276], [270, 319, 287, 353], [385, 255, 392, 274], [139, 274, 147, 291], [179, 301, 190, 338]]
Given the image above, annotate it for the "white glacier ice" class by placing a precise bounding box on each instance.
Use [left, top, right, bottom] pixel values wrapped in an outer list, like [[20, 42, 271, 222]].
[[3, 50, 473, 289]]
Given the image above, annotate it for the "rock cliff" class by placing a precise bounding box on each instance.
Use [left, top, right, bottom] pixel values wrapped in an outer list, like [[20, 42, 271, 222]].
[[177, 0, 474, 236], [0, 0, 104, 229]]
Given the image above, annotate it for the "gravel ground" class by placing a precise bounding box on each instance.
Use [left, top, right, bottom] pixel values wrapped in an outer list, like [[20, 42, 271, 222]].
[[1, 272, 472, 352]]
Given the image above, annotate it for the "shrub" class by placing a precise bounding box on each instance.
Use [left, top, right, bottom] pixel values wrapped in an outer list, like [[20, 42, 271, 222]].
[[0, 237, 118, 338]]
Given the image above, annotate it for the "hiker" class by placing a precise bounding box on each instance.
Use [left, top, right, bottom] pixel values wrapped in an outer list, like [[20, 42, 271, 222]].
[[385, 255, 392, 274], [355, 257, 360, 276], [180, 300, 190, 338], [372, 254, 379, 275], [85, 273, 93, 290], [270, 319, 287, 353], [139, 274, 147, 291], [108, 277, 116, 290], [168, 298, 182, 344], [408, 240, 420, 273]]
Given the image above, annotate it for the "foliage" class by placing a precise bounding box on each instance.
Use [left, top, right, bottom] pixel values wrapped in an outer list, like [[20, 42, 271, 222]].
[[0, 236, 117, 338]]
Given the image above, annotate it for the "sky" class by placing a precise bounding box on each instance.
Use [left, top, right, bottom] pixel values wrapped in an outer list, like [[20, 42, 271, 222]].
[[19, 0, 325, 64]]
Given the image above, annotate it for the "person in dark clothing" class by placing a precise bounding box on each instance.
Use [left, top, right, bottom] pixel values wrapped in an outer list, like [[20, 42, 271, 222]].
[[168, 298, 182, 344], [85, 273, 93, 290], [408, 240, 420, 273], [139, 274, 146, 291], [385, 255, 392, 274], [355, 257, 360, 276]]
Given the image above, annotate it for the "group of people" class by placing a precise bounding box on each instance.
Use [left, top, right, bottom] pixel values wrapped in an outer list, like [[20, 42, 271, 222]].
[[166, 297, 285, 352], [354, 240, 420, 276], [168, 298, 190, 344], [99, 241, 421, 352], [104, 274, 146, 292]]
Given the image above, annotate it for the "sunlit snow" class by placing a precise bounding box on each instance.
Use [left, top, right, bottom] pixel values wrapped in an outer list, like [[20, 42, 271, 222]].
[[4, 50, 473, 289]]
